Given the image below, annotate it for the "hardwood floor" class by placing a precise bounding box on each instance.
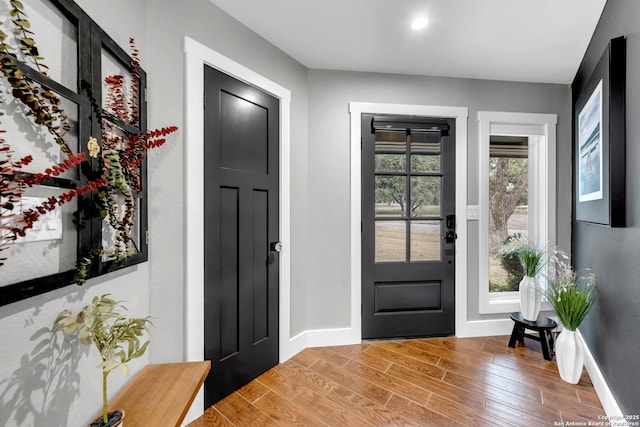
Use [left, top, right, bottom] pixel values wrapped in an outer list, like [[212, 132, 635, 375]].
[[188, 335, 605, 426]]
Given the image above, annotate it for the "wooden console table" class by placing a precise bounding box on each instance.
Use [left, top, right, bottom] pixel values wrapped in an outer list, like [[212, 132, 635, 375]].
[[106, 361, 210, 427]]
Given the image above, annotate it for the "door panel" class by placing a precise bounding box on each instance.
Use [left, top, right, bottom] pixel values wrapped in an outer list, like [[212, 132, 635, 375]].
[[362, 114, 456, 339], [204, 65, 279, 405], [374, 282, 442, 312], [220, 90, 268, 174]]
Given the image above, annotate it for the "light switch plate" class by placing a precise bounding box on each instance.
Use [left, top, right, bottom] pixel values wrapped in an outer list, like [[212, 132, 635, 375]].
[[467, 205, 479, 220]]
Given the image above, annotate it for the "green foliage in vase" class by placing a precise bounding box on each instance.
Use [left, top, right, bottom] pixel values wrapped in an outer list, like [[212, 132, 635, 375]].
[[54, 294, 152, 424], [501, 235, 545, 278], [546, 260, 596, 331]]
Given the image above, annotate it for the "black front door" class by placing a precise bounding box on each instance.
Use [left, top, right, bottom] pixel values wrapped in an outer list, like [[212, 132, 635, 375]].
[[203, 65, 280, 405], [361, 114, 456, 339]]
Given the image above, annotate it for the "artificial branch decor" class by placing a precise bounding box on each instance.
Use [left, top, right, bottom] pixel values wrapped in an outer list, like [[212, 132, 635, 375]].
[[0, 0, 72, 154], [0, 1, 177, 287], [1, 142, 105, 264], [54, 294, 152, 427], [80, 37, 178, 278]]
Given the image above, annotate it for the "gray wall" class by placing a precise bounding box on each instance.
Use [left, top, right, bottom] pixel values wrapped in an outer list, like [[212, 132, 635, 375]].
[[2, 0, 611, 424], [0, 0, 309, 426], [0, 1, 151, 426], [306, 69, 572, 326], [572, 0, 640, 415], [143, 0, 310, 355]]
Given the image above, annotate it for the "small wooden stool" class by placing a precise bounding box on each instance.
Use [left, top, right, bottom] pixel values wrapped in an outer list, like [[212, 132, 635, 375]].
[[508, 312, 557, 360]]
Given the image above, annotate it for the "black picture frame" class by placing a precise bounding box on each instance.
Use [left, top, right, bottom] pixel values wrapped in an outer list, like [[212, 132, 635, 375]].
[[574, 36, 626, 227]]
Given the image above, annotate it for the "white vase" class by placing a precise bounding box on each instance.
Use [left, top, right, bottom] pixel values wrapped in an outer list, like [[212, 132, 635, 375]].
[[555, 329, 584, 384], [519, 275, 541, 321]]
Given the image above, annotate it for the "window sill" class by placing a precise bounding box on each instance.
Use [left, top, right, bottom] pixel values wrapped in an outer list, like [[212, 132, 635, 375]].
[[479, 296, 551, 315]]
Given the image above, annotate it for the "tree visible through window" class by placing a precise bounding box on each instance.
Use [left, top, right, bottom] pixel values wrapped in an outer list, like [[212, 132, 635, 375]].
[[374, 130, 442, 262], [488, 136, 529, 292]]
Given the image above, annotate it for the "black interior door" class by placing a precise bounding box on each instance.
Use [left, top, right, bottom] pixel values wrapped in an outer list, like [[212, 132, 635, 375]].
[[203, 65, 280, 405], [361, 114, 456, 339]]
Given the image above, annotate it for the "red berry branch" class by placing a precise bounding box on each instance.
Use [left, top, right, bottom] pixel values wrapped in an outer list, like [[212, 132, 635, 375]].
[[0, 12, 178, 284], [1, 135, 107, 261], [128, 38, 140, 127]]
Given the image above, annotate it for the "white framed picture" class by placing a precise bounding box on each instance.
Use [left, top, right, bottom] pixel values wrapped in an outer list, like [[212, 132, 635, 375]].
[[578, 79, 603, 202]]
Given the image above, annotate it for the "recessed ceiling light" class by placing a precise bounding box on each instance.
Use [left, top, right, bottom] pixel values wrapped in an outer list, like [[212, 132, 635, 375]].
[[411, 17, 429, 31]]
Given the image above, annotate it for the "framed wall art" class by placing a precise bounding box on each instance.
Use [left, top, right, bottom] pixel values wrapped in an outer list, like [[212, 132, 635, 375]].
[[574, 36, 626, 227], [1, 0, 175, 307]]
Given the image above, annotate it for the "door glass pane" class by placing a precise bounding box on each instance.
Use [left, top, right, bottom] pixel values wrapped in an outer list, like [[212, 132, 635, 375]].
[[0, 0, 78, 91], [488, 136, 529, 293], [411, 132, 441, 173], [375, 176, 406, 217], [411, 220, 441, 261], [375, 221, 405, 262], [410, 176, 441, 217], [375, 130, 405, 172]]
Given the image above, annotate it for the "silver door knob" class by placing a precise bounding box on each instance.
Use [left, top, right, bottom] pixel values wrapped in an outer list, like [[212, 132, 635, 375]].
[[270, 242, 282, 252]]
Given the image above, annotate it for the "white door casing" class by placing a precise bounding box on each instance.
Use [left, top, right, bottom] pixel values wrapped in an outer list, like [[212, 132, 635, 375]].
[[183, 36, 291, 421]]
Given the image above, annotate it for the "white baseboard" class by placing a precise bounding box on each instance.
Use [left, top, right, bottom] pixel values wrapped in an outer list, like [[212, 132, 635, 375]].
[[284, 327, 360, 362], [290, 319, 515, 353], [578, 330, 628, 425], [184, 386, 205, 426]]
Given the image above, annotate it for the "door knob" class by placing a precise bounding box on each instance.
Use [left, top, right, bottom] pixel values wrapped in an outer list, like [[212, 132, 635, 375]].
[[442, 231, 457, 243], [270, 241, 282, 252], [267, 242, 282, 265]]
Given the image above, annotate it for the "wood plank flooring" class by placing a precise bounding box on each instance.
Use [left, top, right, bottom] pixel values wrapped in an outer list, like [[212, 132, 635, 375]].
[[188, 335, 605, 426]]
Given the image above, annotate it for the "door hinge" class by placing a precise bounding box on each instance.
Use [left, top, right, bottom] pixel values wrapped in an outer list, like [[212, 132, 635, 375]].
[[203, 92, 207, 109], [145, 230, 150, 245], [144, 87, 148, 103]]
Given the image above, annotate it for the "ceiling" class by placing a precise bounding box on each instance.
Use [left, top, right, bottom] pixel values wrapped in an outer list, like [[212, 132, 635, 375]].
[[209, 0, 607, 84]]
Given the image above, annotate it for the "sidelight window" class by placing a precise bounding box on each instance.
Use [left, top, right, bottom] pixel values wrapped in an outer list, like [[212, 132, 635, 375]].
[[478, 112, 557, 314], [488, 136, 529, 293]]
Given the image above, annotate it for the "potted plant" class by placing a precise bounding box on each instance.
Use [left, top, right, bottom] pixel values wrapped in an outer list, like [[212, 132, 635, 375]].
[[502, 236, 546, 321], [546, 261, 596, 383], [54, 294, 152, 426]]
